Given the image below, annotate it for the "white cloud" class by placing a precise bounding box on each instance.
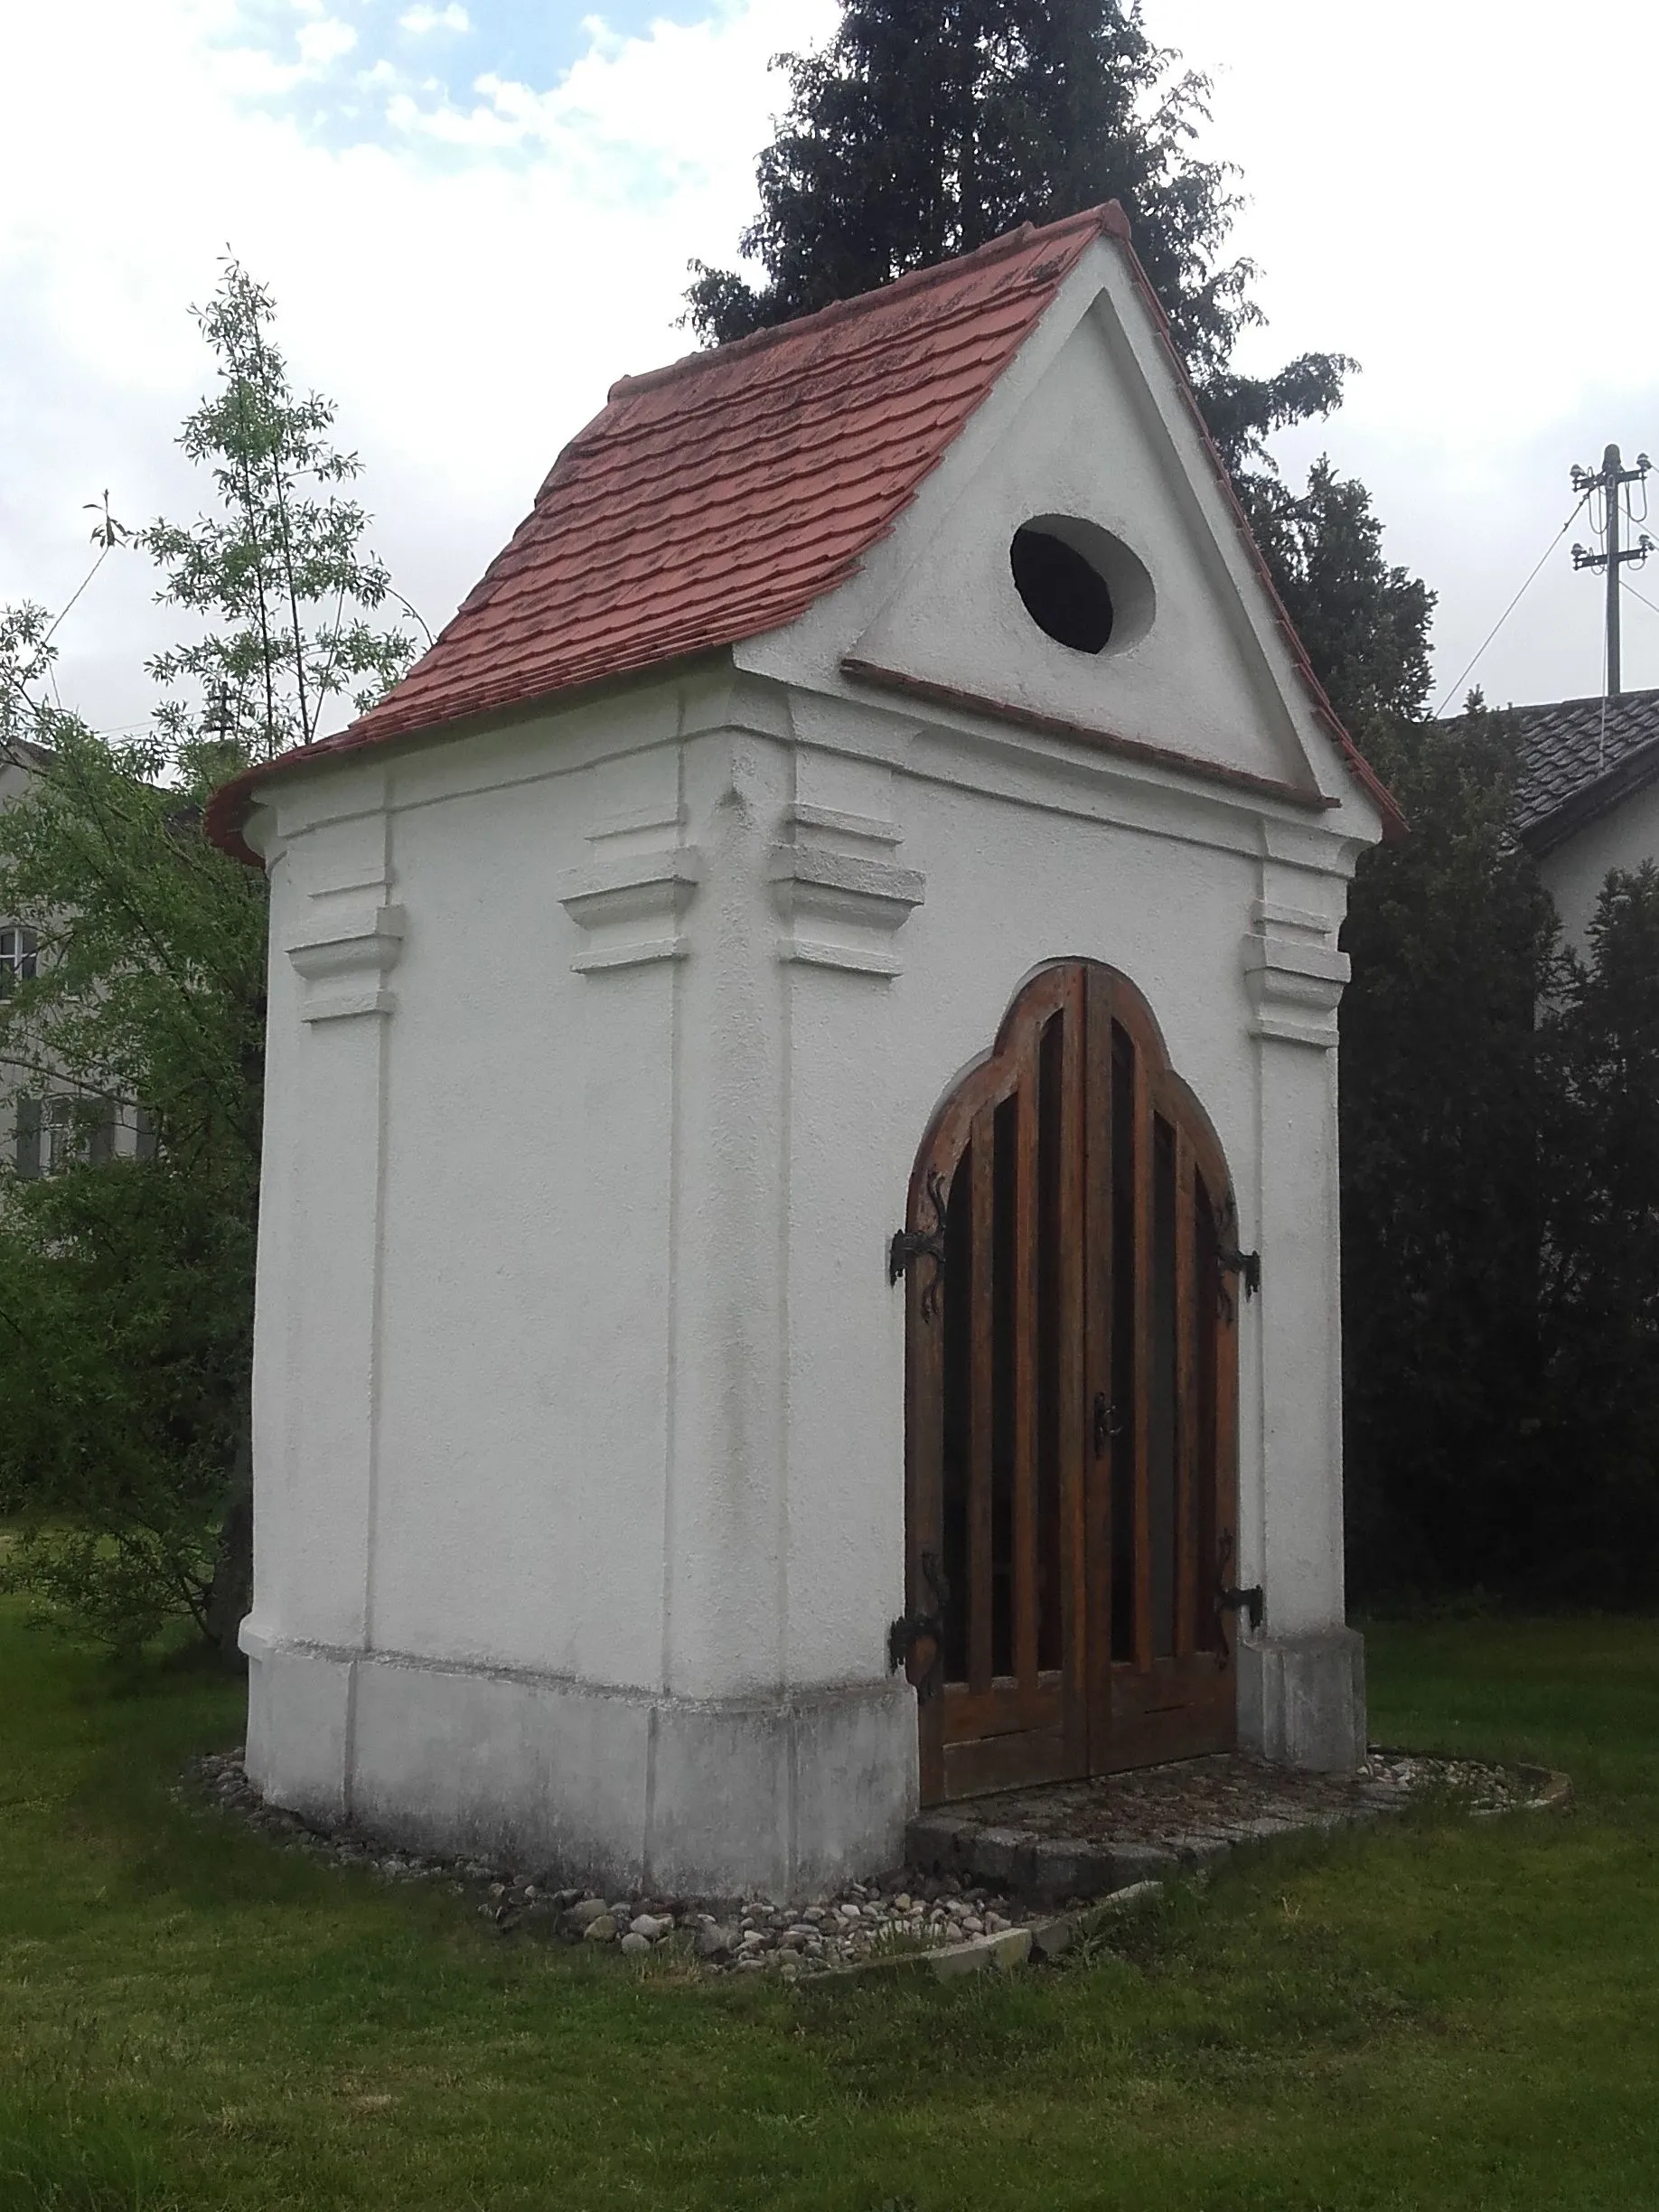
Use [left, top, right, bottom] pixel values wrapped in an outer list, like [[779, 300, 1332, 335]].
[[399, 3, 470, 32], [0, 0, 829, 734], [5, 0, 1658, 727], [1158, 0, 1659, 706], [295, 14, 356, 66]]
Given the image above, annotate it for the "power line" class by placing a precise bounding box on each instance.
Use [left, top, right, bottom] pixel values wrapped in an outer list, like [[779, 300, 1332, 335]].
[[41, 542, 113, 650], [1433, 492, 1589, 717]]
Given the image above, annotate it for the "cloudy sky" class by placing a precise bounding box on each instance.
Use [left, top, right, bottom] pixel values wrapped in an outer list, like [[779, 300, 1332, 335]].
[[4, 0, 1657, 741]]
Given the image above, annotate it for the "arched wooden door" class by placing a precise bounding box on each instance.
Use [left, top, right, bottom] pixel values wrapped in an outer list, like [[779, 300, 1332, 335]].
[[896, 961, 1243, 1804]]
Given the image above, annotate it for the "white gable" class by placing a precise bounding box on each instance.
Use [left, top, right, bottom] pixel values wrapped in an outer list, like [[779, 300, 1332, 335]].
[[743, 235, 1369, 829]]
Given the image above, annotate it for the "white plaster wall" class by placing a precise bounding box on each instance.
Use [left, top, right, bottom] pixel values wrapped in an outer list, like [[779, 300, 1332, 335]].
[[370, 757, 662, 1686], [1537, 783, 1659, 954], [850, 305, 1306, 789], [248, 790, 396, 1659], [242, 661, 1367, 1867], [737, 234, 1358, 821]]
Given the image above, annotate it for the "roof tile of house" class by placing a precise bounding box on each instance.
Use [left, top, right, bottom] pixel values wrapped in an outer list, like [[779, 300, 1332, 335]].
[[207, 202, 1399, 860], [1495, 686, 1659, 846]]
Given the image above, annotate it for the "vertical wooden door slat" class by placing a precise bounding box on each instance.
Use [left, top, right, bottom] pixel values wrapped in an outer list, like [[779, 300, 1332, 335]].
[[1056, 969, 1088, 1760], [1173, 1125, 1198, 1660], [1082, 963, 1115, 1768], [1130, 1037, 1155, 1677], [1013, 1063, 1039, 1694], [906, 1173, 948, 1804], [969, 1110, 996, 1697], [1214, 1189, 1241, 1691]]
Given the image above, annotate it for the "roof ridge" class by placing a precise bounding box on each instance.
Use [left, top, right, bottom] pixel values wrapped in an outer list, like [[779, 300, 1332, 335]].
[[539, 295, 1040, 493], [1449, 684, 1659, 723], [603, 202, 1126, 406]]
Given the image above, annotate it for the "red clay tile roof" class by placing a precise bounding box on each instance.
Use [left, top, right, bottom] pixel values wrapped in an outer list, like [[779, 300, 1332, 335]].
[[208, 202, 1400, 860]]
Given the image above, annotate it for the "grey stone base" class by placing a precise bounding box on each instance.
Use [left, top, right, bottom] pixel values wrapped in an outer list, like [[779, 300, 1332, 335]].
[[1238, 1627, 1366, 1772], [239, 1623, 917, 1900], [906, 1812, 1178, 1898]]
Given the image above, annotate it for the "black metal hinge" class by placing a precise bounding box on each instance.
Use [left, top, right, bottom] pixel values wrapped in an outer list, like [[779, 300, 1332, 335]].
[[888, 1168, 948, 1321], [1214, 1528, 1264, 1647], [1213, 1195, 1260, 1319], [1218, 1581, 1264, 1634], [887, 1549, 950, 1702]]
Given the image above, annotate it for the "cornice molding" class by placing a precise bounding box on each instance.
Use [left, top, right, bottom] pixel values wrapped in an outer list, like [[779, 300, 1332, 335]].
[[1242, 898, 1348, 1049], [285, 904, 407, 1022]]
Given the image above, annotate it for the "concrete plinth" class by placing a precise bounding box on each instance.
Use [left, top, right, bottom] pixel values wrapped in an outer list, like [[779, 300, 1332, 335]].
[[1237, 1628, 1366, 1773], [241, 1624, 917, 1899]]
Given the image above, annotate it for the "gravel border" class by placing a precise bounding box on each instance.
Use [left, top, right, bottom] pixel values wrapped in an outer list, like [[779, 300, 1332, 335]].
[[183, 1746, 1570, 1982]]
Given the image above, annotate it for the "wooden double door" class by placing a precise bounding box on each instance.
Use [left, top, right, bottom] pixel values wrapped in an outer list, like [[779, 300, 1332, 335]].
[[897, 960, 1242, 1804]]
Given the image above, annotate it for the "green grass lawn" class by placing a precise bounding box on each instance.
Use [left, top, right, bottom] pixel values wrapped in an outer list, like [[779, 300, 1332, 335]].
[[2, 1606, 1657, 2212]]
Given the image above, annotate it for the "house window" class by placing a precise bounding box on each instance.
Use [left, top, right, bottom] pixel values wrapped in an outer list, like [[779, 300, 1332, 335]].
[[14, 1098, 41, 1179], [13, 1094, 118, 1179], [44, 1098, 80, 1176], [0, 926, 38, 997]]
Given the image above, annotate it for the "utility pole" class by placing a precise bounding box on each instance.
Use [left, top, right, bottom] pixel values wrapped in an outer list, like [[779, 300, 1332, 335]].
[[1571, 445, 1654, 696]]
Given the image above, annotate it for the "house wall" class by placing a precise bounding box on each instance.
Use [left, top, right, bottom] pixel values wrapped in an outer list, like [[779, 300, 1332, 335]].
[[0, 750, 38, 1169], [239, 661, 1367, 1898], [1536, 781, 1659, 953], [0, 747, 154, 1179]]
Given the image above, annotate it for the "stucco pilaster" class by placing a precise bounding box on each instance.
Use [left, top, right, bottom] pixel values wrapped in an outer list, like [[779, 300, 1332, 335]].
[[241, 797, 400, 1819], [1235, 836, 1364, 1768], [659, 726, 794, 1704]]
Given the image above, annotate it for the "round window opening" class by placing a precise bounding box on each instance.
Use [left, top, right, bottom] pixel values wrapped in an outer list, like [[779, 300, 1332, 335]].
[[1008, 515, 1154, 656]]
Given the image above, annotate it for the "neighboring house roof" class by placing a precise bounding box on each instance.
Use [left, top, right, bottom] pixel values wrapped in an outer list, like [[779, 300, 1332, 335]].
[[1492, 687, 1659, 855], [208, 202, 1398, 863], [2, 736, 55, 773]]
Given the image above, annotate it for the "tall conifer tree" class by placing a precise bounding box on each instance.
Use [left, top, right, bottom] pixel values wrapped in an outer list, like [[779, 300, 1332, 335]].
[[686, 0, 1351, 473]]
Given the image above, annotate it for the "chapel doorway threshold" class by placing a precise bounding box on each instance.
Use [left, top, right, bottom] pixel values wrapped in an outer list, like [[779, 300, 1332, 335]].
[[904, 1751, 1408, 1902]]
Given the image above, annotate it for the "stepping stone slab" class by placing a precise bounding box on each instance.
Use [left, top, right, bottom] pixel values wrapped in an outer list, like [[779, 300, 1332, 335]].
[[928, 1926, 1033, 1979]]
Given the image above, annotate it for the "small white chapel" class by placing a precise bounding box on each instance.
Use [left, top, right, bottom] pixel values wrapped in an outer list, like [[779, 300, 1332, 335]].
[[209, 202, 1397, 1900]]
